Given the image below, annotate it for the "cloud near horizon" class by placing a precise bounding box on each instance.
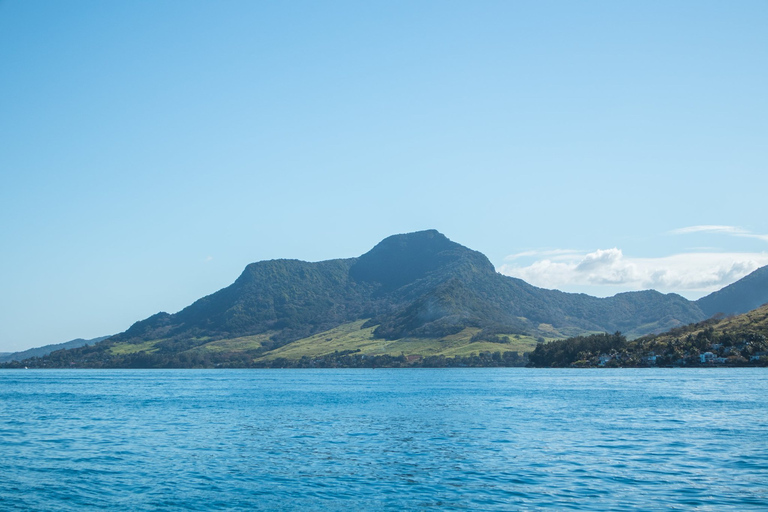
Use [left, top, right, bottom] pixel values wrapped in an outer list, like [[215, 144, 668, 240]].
[[498, 248, 768, 297]]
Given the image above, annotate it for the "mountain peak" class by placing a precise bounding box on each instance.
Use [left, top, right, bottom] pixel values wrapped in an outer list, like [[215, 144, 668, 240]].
[[349, 230, 493, 290], [367, 229, 453, 253]]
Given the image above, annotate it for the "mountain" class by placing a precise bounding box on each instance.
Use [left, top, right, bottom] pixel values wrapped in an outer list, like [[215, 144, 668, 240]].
[[7, 229, 757, 369], [696, 265, 768, 317], [0, 336, 111, 363], [111, 230, 706, 343]]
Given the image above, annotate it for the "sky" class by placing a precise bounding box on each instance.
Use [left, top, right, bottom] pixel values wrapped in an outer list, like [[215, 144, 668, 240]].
[[1, 0, 766, 352]]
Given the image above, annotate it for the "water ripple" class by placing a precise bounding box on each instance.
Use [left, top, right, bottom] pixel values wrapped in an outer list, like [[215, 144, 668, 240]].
[[1, 368, 767, 510]]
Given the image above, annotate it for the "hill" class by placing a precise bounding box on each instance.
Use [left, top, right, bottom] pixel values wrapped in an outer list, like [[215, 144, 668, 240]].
[[8, 229, 761, 369], [528, 304, 768, 368]]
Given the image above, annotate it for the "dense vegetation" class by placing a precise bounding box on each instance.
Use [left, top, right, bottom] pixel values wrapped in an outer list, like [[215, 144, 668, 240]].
[[528, 332, 627, 368], [2, 347, 527, 369]]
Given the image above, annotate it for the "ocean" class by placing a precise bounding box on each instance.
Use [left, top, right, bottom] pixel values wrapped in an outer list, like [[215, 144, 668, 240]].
[[1, 368, 766, 511]]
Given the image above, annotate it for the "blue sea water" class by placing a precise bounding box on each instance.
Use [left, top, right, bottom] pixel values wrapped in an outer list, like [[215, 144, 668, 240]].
[[1, 369, 767, 511]]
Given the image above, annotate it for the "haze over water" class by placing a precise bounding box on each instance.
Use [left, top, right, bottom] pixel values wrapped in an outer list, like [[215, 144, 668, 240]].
[[1, 368, 767, 511]]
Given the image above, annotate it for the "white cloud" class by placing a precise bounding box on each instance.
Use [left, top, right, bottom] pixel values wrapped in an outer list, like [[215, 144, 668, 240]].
[[670, 225, 748, 235], [671, 225, 768, 242], [498, 249, 768, 297]]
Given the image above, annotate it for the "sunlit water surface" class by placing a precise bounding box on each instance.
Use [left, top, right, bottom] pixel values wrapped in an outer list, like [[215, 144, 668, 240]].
[[1, 369, 766, 511]]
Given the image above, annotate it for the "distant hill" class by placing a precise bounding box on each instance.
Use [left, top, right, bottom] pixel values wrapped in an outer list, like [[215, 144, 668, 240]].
[[6, 229, 764, 369], [696, 265, 768, 317], [0, 336, 111, 363]]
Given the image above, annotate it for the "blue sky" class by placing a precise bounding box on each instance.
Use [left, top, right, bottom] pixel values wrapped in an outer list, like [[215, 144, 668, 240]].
[[1, 1, 766, 352]]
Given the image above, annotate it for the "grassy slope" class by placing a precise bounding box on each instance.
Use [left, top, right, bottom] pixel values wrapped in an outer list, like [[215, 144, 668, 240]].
[[198, 333, 275, 352], [104, 319, 541, 361], [108, 339, 162, 355], [257, 321, 539, 361], [176, 319, 540, 361]]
